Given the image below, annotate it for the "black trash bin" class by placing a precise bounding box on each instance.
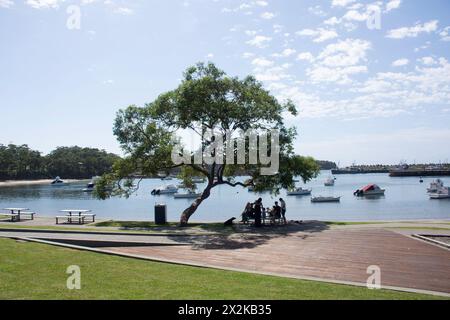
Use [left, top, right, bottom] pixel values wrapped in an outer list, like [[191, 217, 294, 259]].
[[154, 204, 167, 225]]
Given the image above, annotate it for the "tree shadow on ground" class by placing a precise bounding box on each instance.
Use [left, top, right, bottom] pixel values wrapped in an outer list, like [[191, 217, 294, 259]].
[[166, 220, 330, 250]]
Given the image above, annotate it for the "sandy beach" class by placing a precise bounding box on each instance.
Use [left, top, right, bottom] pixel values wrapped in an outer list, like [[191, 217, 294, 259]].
[[0, 179, 85, 188]]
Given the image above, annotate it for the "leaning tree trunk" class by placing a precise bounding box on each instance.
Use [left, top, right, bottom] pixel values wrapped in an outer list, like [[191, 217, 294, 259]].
[[179, 183, 213, 226]]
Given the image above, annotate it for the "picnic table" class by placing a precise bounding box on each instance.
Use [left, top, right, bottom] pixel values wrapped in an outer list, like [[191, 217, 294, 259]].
[[56, 209, 95, 225], [2, 208, 34, 222]]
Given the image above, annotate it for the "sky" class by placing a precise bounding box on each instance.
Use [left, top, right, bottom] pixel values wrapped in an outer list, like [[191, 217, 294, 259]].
[[0, 0, 449, 166]]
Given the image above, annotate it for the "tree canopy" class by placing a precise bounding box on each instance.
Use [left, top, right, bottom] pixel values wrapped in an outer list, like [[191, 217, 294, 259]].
[[0, 144, 119, 180], [96, 62, 320, 225]]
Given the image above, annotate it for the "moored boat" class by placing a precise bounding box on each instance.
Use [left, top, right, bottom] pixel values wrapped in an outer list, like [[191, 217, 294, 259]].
[[429, 187, 450, 199], [287, 187, 312, 196], [311, 196, 340, 203], [324, 177, 335, 186], [151, 184, 178, 195], [427, 179, 444, 193], [51, 176, 65, 186], [354, 184, 385, 197], [174, 190, 201, 199]]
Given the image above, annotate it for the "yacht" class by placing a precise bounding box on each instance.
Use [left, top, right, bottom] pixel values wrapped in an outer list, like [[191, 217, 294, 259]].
[[324, 177, 335, 186], [151, 184, 178, 195], [311, 196, 340, 203], [51, 176, 65, 186], [429, 187, 450, 199], [354, 184, 385, 197], [287, 187, 312, 196], [427, 179, 444, 193], [174, 190, 201, 199], [82, 182, 95, 192]]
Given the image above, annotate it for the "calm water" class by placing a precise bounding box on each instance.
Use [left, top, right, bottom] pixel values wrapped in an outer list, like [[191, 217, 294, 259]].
[[1, 171, 449, 222]]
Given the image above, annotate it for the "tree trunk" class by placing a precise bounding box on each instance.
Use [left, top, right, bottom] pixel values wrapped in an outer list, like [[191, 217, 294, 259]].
[[179, 183, 213, 226]]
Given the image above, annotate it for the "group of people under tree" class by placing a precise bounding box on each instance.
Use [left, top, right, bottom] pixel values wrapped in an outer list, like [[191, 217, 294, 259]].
[[241, 197, 287, 226]]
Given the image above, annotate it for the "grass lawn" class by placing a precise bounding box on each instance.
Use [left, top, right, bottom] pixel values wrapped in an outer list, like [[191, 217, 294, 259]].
[[0, 238, 444, 300]]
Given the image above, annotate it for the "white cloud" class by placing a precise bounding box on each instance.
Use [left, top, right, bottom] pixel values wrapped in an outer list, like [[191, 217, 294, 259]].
[[317, 38, 371, 67], [386, 20, 439, 39], [418, 56, 437, 66], [296, 52, 315, 62], [295, 28, 338, 43], [331, 0, 355, 7], [324, 16, 341, 25], [440, 26, 450, 41], [392, 58, 409, 67], [272, 48, 296, 58], [0, 0, 13, 8], [114, 7, 134, 15], [251, 57, 274, 67], [385, 0, 401, 12], [242, 52, 255, 59], [206, 53, 214, 59], [260, 11, 275, 19], [26, 0, 60, 9], [246, 35, 272, 48]]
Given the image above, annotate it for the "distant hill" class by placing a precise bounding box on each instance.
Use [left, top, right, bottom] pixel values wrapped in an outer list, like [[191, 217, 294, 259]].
[[316, 160, 337, 170]]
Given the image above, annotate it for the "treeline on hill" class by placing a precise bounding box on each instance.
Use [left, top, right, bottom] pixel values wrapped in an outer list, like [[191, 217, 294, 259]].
[[0, 144, 120, 180], [316, 160, 337, 170]]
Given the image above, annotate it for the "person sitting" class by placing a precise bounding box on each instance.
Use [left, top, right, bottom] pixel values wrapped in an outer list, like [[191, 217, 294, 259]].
[[241, 202, 253, 223], [273, 201, 282, 220]]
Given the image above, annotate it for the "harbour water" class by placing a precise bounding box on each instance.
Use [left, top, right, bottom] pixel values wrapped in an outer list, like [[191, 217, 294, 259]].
[[0, 171, 449, 222]]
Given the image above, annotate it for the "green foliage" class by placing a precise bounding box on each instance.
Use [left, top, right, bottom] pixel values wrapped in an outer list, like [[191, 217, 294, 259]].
[[0, 144, 44, 180], [99, 62, 320, 222], [0, 144, 120, 180]]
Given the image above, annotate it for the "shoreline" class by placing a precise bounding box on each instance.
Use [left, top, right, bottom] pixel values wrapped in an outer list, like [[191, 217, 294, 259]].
[[0, 179, 87, 188]]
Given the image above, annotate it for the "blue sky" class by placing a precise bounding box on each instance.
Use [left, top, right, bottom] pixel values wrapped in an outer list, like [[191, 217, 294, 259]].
[[0, 0, 449, 166]]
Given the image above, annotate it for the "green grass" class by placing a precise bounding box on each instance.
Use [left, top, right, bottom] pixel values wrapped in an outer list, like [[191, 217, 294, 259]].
[[0, 238, 444, 300]]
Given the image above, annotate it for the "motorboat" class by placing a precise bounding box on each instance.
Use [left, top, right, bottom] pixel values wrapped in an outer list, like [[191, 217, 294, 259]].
[[429, 187, 450, 199], [82, 182, 95, 192], [51, 176, 65, 186], [354, 184, 385, 197], [287, 187, 312, 196], [82, 176, 100, 192], [192, 177, 206, 183], [324, 177, 335, 186], [427, 179, 444, 193], [311, 196, 340, 203], [161, 176, 173, 181], [174, 190, 201, 199], [151, 184, 178, 195]]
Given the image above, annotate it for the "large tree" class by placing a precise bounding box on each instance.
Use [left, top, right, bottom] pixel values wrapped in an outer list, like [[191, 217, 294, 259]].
[[96, 63, 319, 225]]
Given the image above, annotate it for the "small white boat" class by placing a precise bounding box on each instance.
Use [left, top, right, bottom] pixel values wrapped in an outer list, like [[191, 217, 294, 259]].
[[427, 179, 444, 193], [311, 196, 341, 203], [151, 184, 178, 195], [174, 191, 201, 199], [51, 176, 65, 186], [429, 187, 450, 199], [354, 184, 385, 197], [287, 187, 312, 196], [192, 177, 206, 183], [324, 177, 335, 186]]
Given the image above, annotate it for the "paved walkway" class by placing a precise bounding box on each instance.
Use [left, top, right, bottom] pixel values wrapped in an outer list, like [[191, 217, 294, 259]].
[[1, 223, 449, 295], [102, 228, 450, 294]]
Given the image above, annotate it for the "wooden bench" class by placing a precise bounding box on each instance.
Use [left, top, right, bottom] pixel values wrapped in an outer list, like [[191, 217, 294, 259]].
[[55, 215, 85, 225]]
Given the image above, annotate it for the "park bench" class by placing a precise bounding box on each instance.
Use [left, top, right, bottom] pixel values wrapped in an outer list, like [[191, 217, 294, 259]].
[[55, 215, 85, 225]]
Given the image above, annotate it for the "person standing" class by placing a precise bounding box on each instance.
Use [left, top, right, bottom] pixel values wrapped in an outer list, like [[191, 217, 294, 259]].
[[254, 198, 263, 227], [279, 198, 287, 224]]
